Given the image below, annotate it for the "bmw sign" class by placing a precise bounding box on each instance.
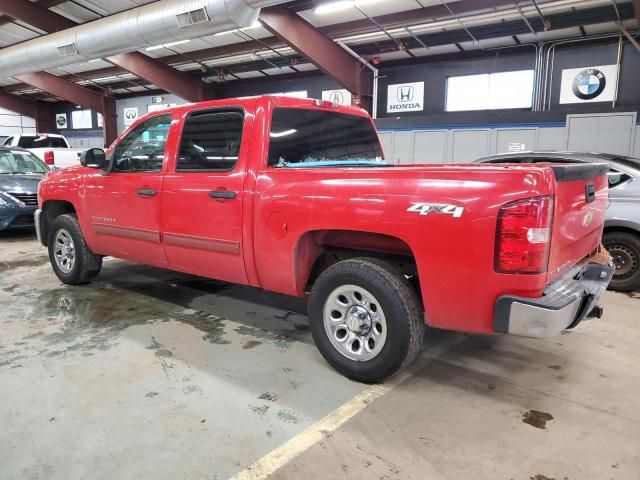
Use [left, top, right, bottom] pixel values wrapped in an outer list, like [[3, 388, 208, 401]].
[[387, 82, 424, 113], [572, 68, 606, 100], [559, 64, 618, 104]]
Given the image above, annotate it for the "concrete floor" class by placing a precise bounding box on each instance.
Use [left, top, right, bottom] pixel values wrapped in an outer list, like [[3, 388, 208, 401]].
[[1, 231, 639, 480]]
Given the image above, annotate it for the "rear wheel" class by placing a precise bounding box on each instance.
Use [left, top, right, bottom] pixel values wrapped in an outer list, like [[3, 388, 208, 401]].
[[48, 214, 102, 285], [603, 231, 640, 292], [309, 258, 425, 383]]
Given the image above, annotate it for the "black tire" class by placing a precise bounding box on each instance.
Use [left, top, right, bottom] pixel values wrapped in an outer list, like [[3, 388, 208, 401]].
[[47, 214, 102, 285], [308, 258, 425, 383], [603, 231, 640, 292]]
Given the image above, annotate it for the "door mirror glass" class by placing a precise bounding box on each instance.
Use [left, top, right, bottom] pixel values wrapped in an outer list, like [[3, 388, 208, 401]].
[[80, 148, 107, 169]]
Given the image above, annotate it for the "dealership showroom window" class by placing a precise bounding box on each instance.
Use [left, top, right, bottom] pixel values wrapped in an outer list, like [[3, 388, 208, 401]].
[[1, 1, 639, 479]]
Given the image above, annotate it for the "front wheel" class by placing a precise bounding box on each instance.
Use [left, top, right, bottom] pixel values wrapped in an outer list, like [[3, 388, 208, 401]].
[[48, 214, 102, 285], [603, 231, 640, 292], [309, 258, 425, 383]]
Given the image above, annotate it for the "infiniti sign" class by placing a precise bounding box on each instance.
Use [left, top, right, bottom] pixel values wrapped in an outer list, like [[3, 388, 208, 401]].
[[387, 82, 424, 113]]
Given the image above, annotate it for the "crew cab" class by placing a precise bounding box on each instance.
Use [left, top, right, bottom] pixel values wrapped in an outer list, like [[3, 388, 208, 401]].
[[3, 133, 83, 168], [34, 95, 613, 382]]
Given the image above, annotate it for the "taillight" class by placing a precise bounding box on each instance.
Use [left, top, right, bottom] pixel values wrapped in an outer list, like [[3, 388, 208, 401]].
[[495, 195, 553, 274], [43, 151, 55, 165]]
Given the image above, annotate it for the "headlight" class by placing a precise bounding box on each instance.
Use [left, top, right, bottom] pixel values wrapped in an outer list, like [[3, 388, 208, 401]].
[[0, 195, 9, 207]]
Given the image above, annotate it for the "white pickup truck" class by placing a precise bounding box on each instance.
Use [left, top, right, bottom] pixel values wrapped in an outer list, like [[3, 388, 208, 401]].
[[2, 133, 83, 168]]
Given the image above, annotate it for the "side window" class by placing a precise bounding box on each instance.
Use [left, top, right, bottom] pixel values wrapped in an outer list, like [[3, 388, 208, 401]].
[[176, 110, 243, 172], [3, 136, 14, 146], [112, 114, 171, 172], [607, 169, 631, 189]]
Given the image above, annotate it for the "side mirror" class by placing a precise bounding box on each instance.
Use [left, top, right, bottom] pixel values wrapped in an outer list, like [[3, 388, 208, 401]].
[[80, 148, 107, 169]]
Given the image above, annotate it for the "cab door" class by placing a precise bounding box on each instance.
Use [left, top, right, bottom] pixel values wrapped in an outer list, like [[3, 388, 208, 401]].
[[83, 114, 174, 267], [161, 108, 250, 284]]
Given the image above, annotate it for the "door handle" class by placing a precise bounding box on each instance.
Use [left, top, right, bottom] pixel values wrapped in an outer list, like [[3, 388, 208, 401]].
[[137, 188, 157, 197], [209, 190, 237, 200]]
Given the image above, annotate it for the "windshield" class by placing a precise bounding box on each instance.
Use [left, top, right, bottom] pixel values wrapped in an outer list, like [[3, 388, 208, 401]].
[[0, 150, 49, 174], [17, 135, 67, 149], [268, 107, 386, 168]]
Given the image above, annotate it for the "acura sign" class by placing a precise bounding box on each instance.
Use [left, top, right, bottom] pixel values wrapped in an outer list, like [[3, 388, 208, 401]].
[[387, 82, 424, 113], [321, 89, 352, 106]]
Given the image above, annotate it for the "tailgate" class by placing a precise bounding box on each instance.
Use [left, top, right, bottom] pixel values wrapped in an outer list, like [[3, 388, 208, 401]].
[[546, 163, 610, 282]]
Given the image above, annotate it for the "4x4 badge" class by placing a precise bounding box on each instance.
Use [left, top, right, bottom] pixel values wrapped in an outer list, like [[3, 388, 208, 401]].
[[407, 203, 464, 218]]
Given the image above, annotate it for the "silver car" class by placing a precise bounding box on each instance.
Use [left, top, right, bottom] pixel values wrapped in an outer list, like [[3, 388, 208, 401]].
[[476, 152, 640, 292]]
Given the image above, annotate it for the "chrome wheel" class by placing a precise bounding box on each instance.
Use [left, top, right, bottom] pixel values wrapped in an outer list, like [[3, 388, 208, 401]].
[[53, 228, 76, 274], [609, 245, 637, 279], [323, 284, 387, 361]]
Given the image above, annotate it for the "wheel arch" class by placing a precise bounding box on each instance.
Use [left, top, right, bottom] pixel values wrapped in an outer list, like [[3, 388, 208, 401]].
[[603, 224, 640, 237], [40, 200, 77, 246], [292, 229, 419, 295]]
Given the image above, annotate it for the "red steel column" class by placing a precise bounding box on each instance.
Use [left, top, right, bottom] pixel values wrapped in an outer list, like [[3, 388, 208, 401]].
[[102, 96, 118, 148]]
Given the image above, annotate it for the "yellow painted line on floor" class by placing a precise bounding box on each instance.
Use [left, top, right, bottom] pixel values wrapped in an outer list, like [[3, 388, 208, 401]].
[[230, 333, 465, 480]]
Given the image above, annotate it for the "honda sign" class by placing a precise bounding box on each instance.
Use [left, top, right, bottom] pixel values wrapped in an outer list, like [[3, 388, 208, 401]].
[[387, 82, 424, 113]]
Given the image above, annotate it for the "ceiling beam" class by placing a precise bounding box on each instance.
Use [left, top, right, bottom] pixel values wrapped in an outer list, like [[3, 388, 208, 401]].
[[15, 72, 117, 144], [0, 0, 215, 102], [106, 52, 215, 101], [0, 0, 74, 31], [15, 72, 108, 112], [0, 0, 67, 28], [258, 6, 371, 105]]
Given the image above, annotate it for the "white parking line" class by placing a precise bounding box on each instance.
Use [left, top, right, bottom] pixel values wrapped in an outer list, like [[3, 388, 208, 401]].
[[230, 333, 465, 480]]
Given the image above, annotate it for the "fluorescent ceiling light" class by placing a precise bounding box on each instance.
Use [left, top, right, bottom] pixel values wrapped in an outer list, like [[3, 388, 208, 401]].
[[214, 20, 261, 36], [145, 39, 191, 51], [88, 58, 103, 63], [314, 1, 354, 15]]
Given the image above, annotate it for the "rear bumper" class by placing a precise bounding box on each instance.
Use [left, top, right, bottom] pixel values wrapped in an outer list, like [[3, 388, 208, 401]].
[[494, 262, 614, 338]]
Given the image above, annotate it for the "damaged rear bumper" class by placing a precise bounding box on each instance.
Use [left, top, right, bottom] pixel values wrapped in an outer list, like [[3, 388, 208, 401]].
[[493, 261, 614, 338]]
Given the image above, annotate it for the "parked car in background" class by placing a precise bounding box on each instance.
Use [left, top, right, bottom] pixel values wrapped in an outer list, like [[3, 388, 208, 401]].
[[0, 146, 49, 231], [2, 133, 83, 169], [476, 152, 640, 292]]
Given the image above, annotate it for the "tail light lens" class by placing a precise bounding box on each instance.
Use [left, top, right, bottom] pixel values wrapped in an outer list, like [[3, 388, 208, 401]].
[[43, 151, 55, 165], [495, 195, 553, 274]]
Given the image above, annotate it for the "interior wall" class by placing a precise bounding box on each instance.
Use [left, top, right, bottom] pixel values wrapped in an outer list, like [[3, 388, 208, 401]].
[[378, 113, 640, 164], [0, 107, 36, 142]]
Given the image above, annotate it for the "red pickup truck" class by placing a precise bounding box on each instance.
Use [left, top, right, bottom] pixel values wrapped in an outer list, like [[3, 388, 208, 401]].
[[35, 95, 613, 382]]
